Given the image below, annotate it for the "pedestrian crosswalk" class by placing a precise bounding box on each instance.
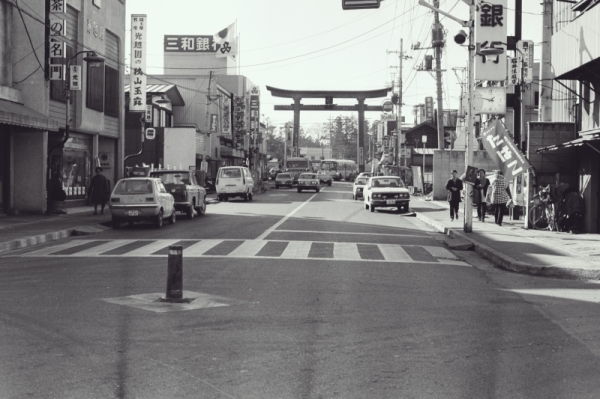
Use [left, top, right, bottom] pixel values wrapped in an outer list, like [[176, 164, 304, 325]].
[[10, 239, 469, 265]]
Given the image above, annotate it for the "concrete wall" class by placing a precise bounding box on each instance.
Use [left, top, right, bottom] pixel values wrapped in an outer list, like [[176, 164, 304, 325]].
[[163, 127, 196, 170], [578, 146, 600, 233], [432, 150, 497, 200], [13, 129, 47, 213]]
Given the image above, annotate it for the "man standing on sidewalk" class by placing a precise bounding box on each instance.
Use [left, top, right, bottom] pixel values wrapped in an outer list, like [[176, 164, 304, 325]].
[[445, 170, 463, 221], [490, 170, 512, 226]]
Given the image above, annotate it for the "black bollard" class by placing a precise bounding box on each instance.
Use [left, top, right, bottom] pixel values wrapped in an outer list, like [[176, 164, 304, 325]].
[[166, 245, 183, 299]]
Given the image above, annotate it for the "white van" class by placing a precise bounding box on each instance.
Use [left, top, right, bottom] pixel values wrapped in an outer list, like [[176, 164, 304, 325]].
[[216, 166, 254, 202]]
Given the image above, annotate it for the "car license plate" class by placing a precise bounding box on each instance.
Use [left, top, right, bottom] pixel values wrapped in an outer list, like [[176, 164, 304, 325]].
[[386, 200, 396, 205], [127, 210, 139, 216]]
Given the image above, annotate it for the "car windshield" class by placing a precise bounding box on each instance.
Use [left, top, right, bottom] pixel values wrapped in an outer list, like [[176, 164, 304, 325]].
[[371, 178, 404, 188], [299, 174, 316, 179], [355, 179, 367, 185], [277, 174, 291, 179], [219, 168, 242, 178], [286, 161, 309, 168], [114, 180, 154, 194], [151, 172, 189, 185], [320, 162, 336, 171]]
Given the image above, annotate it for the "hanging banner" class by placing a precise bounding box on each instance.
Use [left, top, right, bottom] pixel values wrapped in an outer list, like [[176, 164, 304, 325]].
[[517, 40, 534, 84], [249, 86, 260, 138], [129, 14, 147, 112], [234, 96, 245, 147], [507, 56, 521, 86], [210, 114, 218, 133], [475, 0, 508, 81], [480, 119, 531, 179]]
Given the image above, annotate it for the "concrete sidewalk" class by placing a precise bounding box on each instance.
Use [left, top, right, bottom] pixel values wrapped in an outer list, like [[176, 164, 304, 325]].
[[0, 206, 110, 254], [411, 198, 600, 280]]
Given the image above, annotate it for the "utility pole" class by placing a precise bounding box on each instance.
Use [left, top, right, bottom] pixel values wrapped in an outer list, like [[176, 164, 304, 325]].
[[433, 0, 445, 150], [388, 39, 409, 166], [513, 0, 523, 148], [539, 0, 552, 121], [464, 0, 476, 233]]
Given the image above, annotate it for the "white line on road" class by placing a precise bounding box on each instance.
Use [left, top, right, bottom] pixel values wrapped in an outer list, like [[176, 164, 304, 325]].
[[272, 229, 430, 238], [333, 242, 361, 260], [378, 244, 412, 262], [255, 189, 324, 240], [280, 241, 312, 259]]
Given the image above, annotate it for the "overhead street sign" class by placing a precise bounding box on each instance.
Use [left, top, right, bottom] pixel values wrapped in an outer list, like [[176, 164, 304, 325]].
[[342, 0, 381, 10], [274, 104, 382, 111]]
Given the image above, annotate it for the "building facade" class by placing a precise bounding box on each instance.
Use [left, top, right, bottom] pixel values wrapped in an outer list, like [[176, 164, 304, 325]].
[[0, 0, 126, 214]]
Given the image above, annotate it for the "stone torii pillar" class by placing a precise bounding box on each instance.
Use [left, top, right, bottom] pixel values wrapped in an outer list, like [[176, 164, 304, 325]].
[[293, 97, 301, 157], [357, 98, 366, 173]]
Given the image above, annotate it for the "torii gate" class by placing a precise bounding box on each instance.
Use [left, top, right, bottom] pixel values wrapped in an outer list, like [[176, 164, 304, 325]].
[[266, 86, 392, 173]]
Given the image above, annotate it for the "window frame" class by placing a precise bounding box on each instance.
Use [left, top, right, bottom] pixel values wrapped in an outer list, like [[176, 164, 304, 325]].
[[86, 61, 105, 112], [104, 65, 119, 117]]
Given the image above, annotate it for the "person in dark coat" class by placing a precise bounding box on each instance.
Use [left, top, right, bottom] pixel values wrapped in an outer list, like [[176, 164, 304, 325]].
[[475, 169, 491, 222], [445, 170, 463, 221], [89, 167, 110, 215]]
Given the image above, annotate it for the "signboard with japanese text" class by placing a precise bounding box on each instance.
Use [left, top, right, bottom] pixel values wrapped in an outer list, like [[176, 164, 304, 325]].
[[517, 40, 534, 84], [210, 114, 218, 133], [475, 0, 507, 81], [50, 0, 66, 13], [507, 56, 521, 86], [377, 122, 384, 143], [130, 15, 147, 112], [480, 119, 531, 179], [249, 86, 260, 138], [164, 35, 219, 52], [49, 15, 66, 37], [145, 105, 152, 123], [221, 96, 231, 138], [49, 64, 65, 81], [49, 38, 65, 58], [69, 65, 81, 90], [425, 97, 434, 122], [234, 96, 246, 146]]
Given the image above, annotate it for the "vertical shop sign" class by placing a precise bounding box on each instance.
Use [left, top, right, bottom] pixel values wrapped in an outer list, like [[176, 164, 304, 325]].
[[517, 40, 534, 84], [249, 86, 260, 139], [210, 114, 218, 133], [145, 105, 152, 123], [475, 0, 507, 81], [425, 97, 434, 123], [49, 64, 65, 81], [49, 38, 65, 58], [50, 0, 66, 13], [221, 96, 231, 138], [49, 14, 66, 37], [69, 65, 81, 90], [130, 15, 147, 112], [234, 96, 245, 147], [507, 56, 521, 86]]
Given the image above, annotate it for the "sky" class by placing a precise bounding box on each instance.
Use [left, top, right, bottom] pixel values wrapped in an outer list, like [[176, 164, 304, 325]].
[[125, 0, 544, 135]]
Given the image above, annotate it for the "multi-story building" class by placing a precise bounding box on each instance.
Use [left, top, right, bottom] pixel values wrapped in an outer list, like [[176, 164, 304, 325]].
[[0, 0, 126, 214]]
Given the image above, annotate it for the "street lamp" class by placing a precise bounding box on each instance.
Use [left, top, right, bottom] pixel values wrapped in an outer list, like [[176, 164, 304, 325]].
[[422, 135, 427, 188]]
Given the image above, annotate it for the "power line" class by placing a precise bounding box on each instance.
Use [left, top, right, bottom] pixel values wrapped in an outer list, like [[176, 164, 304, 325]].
[[15, 0, 44, 73]]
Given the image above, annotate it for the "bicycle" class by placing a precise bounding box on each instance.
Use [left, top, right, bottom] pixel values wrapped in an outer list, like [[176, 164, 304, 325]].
[[257, 180, 269, 193], [528, 187, 557, 231]]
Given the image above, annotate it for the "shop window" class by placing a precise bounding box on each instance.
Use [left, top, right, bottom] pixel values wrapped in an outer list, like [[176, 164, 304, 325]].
[[534, 91, 539, 107], [86, 62, 105, 112], [61, 135, 92, 200], [50, 44, 74, 103], [104, 66, 119, 117]]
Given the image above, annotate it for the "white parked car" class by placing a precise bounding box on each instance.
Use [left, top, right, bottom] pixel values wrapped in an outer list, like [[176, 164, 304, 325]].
[[363, 176, 411, 213], [216, 166, 254, 202], [109, 177, 176, 229]]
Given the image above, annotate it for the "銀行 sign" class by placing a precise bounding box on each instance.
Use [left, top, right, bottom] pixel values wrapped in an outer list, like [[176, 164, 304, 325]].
[[475, 0, 507, 81], [164, 35, 219, 52]]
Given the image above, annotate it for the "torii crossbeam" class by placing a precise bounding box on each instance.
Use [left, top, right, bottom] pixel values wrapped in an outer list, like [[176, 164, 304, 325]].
[[267, 86, 392, 172]]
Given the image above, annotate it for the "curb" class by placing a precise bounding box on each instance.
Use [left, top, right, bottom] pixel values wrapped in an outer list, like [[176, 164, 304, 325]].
[[0, 224, 108, 255], [415, 212, 600, 281]]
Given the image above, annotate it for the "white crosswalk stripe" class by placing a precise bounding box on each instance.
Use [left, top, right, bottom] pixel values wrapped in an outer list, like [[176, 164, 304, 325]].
[[10, 239, 470, 266]]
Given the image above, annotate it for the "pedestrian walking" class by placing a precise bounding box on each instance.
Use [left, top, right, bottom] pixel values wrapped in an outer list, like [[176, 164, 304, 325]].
[[445, 170, 463, 221], [475, 169, 490, 222], [490, 170, 512, 226], [89, 167, 110, 215]]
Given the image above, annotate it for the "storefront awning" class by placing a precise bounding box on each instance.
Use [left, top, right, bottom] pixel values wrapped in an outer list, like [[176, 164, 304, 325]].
[[536, 133, 600, 153], [0, 99, 60, 132]]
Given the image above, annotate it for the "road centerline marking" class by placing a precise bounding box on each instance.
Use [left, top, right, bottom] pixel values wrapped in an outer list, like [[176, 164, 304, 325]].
[[255, 190, 323, 240]]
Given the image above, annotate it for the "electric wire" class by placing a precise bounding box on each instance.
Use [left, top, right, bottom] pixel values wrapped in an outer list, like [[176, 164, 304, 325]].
[[15, 0, 44, 73]]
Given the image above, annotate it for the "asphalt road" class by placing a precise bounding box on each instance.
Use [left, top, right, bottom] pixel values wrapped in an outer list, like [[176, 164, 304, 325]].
[[2, 182, 600, 398]]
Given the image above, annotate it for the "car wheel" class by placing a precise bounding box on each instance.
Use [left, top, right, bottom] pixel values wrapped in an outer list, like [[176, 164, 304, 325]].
[[327, 181, 332, 186], [217, 194, 222, 202], [112, 218, 121, 229], [370, 204, 375, 213], [316, 188, 320, 193], [155, 210, 163, 228], [197, 198, 207, 215], [128, 221, 134, 226], [297, 188, 302, 193], [186, 203, 194, 219], [243, 193, 249, 201], [249, 192, 253, 201], [169, 210, 176, 224]]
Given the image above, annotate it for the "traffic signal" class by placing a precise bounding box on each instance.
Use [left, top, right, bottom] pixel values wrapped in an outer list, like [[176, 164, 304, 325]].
[[454, 30, 468, 45], [342, 0, 380, 10]]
